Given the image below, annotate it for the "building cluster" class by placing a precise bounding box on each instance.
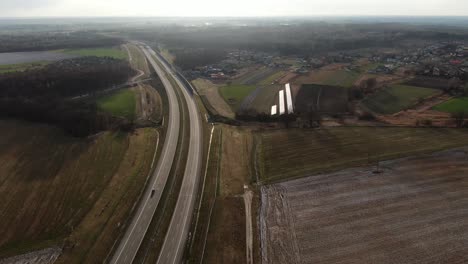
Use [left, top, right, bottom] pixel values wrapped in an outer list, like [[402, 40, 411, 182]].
[[369, 42, 468, 78]]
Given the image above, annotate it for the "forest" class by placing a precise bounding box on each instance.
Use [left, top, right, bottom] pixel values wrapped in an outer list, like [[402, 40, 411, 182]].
[[0, 31, 123, 52], [0, 57, 135, 136]]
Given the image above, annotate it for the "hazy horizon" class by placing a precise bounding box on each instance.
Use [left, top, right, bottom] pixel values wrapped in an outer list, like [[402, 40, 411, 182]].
[[2, 0, 468, 18]]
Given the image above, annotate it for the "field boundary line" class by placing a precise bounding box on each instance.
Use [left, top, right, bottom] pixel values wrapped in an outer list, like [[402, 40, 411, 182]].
[[189, 124, 215, 255], [199, 129, 223, 264]]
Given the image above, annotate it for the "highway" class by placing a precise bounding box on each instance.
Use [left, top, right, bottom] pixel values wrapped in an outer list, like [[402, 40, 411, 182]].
[[149, 49, 203, 264], [110, 45, 181, 264]]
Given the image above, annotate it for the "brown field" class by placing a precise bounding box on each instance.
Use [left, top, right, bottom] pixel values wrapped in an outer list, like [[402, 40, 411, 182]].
[[261, 148, 468, 264], [294, 84, 349, 114], [0, 120, 158, 261], [257, 127, 468, 183], [192, 78, 235, 118]]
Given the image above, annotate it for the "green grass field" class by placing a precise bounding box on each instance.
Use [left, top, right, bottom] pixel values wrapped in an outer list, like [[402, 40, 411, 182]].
[[0, 61, 49, 73], [219, 84, 256, 110], [363, 84, 439, 114], [433, 97, 468, 114], [257, 127, 468, 183], [63, 47, 127, 59], [97, 89, 136, 120]]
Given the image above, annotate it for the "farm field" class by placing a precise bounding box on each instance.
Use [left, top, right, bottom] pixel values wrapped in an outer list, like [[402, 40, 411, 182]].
[[363, 84, 440, 114], [0, 119, 156, 259], [246, 84, 282, 114], [261, 148, 468, 264], [220, 84, 256, 111], [0, 61, 49, 73], [433, 97, 468, 114], [233, 67, 279, 85], [97, 89, 136, 120], [0, 51, 75, 65], [192, 78, 235, 118], [62, 47, 127, 59], [259, 71, 287, 86], [294, 67, 360, 87], [404, 76, 453, 90], [257, 127, 468, 183], [294, 84, 348, 114]]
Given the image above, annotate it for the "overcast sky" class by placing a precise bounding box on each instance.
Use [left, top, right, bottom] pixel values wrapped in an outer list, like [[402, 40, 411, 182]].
[[2, 0, 468, 17]]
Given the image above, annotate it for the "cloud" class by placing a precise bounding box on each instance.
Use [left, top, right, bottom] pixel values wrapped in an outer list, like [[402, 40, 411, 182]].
[[1, 0, 467, 17], [0, 0, 58, 11]]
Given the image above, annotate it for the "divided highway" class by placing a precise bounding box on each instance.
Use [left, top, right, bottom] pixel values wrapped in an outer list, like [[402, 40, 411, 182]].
[[150, 49, 203, 264], [110, 45, 181, 264], [111, 43, 203, 264]]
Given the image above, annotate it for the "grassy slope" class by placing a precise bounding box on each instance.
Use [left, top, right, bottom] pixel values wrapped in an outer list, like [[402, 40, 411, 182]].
[[0, 120, 158, 261], [127, 44, 149, 76], [219, 85, 256, 110], [433, 97, 468, 114], [62, 48, 127, 59], [258, 127, 468, 183], [363, 85, 439, 114], [57, 128, 158, 263], [97, 89, 136, 120], [0, 120, 127, 257]]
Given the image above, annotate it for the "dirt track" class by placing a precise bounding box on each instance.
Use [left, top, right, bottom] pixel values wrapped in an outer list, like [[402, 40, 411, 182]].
[[261, 148, 468, 264]]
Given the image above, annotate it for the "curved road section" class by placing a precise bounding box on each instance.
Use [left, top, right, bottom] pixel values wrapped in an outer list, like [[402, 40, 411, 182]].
[[110, 46, 181, 264], [150, 49, 203, 264]]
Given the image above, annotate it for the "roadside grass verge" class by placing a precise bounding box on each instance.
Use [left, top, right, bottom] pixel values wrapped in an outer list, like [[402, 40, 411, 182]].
[[62, 48, 127, 59], [220, 84, 256, 111], [433, 97, 468, 114], [257, 127, 468, 183], [97, 89, 136, 120], [363, 85, 440, 114], [127, 44, 150, 76]]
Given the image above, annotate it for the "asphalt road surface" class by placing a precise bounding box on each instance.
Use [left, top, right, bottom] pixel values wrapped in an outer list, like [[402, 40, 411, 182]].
[[110, 45, 181, 264], [150, 49, 203, 264]]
